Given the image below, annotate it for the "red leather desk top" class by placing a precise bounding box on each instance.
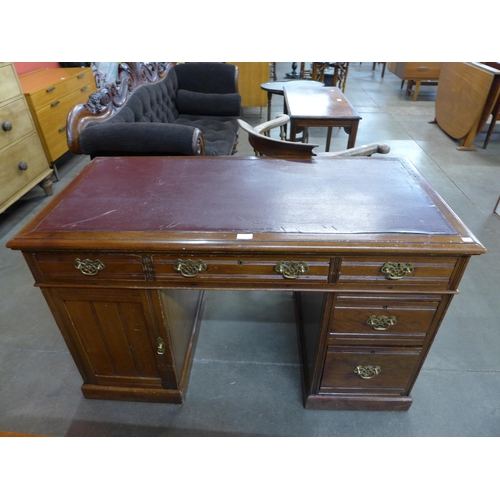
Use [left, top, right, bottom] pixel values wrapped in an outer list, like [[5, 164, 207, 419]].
[[8, 156, 485, 255]]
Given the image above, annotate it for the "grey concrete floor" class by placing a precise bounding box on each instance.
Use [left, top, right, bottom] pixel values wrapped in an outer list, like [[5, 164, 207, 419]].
[[1, 63, 500, 438]]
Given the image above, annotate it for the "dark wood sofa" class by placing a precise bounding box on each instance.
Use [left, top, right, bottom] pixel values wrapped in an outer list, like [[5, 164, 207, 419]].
[[66, 62, 242, 158]]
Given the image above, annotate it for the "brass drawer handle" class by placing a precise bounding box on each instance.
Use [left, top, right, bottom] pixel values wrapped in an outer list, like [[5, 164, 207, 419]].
[[74, 258, 105, 276], [380, 262, 414, 280], [156, 337, 166, 355], [354, 365, 381, 379], [59, 125, 67, 132], [173, 259, 208, 277], [366, 315, 397, 331], [46, 86, 56, 93], [51, 100, 60, 107], [81, 86, 88, 92], [274, 261, 309, 279], [77, 73, 85, 79]]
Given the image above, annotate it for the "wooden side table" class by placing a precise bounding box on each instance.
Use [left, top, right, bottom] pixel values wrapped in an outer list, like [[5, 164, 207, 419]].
[[285, 86, 361, 151]]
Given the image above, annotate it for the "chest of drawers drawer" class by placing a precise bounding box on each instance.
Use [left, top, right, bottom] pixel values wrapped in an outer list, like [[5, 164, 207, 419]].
[[25, 69, 94, 110], [0, 133, 51, 206], [0, 97, 35, 150], [320, 346, 422, 395], [334, 255, 460, 290], [0, 64, 22, 101]]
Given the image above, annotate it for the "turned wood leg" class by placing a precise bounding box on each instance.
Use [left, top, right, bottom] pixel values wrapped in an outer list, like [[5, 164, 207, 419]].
[[40, 176, 54, 197]]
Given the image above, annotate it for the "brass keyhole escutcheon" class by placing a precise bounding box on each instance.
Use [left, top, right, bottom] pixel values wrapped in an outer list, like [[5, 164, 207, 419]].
[[173, 259, 208, 278], [274, 261, 309, 279], [380, 262, 414, 280], [156, 337, 166, 355], [366, 315, 397, 331], [74, 258, 105, 276], [354, 365, 382, 379]]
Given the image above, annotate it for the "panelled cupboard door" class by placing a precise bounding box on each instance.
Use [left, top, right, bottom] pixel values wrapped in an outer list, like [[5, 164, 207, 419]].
[[43, 287, 175, 392]]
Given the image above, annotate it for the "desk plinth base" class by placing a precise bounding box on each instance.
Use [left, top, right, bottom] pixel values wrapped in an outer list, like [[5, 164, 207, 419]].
[[303, 394, 413, 411], [81, 384, 185, 404]]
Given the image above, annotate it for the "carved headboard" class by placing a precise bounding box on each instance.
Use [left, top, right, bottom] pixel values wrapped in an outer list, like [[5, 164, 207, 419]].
[[66, 62, 173, 154]]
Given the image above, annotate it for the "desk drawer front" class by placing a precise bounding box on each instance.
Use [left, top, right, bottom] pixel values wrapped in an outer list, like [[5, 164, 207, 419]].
[[336, 256, 459, 290], [328, 294, 442, 344], [320, 346, 421, 394], [0, 64, 22, 102], [152, 255, 330, 283], [31, 253, 146, 283]]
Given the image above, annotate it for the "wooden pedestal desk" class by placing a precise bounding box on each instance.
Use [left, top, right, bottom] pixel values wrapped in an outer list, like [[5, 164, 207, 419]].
[[7, 156, 485, 411]]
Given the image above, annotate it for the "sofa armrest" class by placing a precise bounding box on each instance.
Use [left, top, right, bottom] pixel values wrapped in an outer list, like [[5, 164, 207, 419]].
[[79, 122, 205, 157], [176, 89, 242, 117]]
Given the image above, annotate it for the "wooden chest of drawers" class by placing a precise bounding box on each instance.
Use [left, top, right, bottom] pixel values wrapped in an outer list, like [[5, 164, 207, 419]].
[[388, 62, 442, 101], [7, 156, 485, 410], [0, 63, 53, 213], [19, 67, 96, 166]]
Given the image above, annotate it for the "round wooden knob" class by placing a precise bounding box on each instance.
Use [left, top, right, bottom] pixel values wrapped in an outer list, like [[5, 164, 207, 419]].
[[2, 121, 12, 131], [18, 161, 28, 171]]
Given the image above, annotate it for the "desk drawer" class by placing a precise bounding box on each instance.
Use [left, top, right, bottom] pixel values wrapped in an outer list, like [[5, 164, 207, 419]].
[[30, 253, 147, 283], [152, 254, 330, 284], [328, 294, 442, 345], [320, 346, 421, 394], [336, 256, 459, 290]]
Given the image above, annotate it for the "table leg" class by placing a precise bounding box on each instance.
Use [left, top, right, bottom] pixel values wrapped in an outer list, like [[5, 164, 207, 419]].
[[413, 81, 422, 101], [290, 120, 297, 142], [346, 120, 359, 149], [267, 92, 272, 121], [326, 127, 332, 152]]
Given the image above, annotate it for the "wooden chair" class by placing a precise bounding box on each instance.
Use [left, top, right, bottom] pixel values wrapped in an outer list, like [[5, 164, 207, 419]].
[[238, 114, 390, 158]]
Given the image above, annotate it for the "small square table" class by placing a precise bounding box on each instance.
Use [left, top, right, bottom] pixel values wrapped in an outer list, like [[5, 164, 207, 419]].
[[284, 86, 361, 151]]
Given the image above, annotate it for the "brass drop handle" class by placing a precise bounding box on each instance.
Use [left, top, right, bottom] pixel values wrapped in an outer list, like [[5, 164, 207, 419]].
[[73, 258, 105, 276], [18, 162, 28, 171], [156, 337, 166, 355], [274, 261, 309, 279], [380, 262, 414, 280], [2, 121, 12, 132], [173, 259, 208, 277], [354, 365, 382, 379], [366, 315, 397, 331]]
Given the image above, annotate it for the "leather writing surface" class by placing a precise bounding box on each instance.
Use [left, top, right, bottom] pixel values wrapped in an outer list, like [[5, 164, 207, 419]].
[[35, 156, 457, 235]]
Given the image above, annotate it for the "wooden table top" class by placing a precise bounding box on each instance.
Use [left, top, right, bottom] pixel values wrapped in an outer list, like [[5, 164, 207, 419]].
[[260, 79, 324, 95], [7, 156, 485, 255], [284, 86, 361, 120]]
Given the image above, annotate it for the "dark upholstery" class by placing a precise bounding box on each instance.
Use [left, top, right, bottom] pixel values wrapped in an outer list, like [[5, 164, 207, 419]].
[[79, 63, 241, 158]]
